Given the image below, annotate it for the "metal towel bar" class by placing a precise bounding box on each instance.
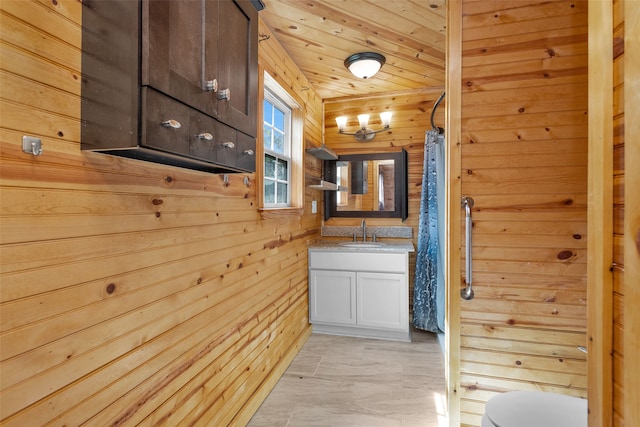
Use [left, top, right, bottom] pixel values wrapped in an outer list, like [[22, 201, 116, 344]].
[[461, 196, 475, 300]]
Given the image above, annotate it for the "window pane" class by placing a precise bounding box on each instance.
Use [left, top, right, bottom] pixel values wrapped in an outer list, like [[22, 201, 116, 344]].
[[264, 154, 276, 178], [274, 108, 285, 131], [264, 83, 294, 208], [263, 126, 272, 150], [273, 130, 284, 153], [264, 180, 275, 204], [263, 100, 273, 125], [277, 158, 288, 181], [277, 182, 288, 204]]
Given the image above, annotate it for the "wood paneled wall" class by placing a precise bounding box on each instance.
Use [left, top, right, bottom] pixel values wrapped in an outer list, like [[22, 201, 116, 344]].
[[0, 1, 322, 424], [456, 1, 589, 425], [323, 89, 445, 297], [587, 2, 640, 425]]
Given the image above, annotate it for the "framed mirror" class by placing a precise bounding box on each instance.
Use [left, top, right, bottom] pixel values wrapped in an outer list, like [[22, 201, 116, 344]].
[[324, 149, 408, 220]]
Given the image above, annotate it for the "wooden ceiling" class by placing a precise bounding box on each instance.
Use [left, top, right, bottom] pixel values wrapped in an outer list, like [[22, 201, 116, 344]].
[[258, 0, 447, 100]]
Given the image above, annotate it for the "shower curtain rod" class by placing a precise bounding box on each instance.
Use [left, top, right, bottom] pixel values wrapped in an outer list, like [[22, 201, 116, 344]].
[[430, 91, 446, 133]]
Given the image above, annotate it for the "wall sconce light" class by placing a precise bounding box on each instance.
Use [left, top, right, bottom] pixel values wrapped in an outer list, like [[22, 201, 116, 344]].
[[344, 52, 386, 79], [335, 112, 392, 142]]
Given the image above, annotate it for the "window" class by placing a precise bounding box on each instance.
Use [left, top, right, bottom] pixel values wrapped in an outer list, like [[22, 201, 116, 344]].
[[260, 72, 303, 212], [263, 90, 291, 207], [336, 161, 348, 206]]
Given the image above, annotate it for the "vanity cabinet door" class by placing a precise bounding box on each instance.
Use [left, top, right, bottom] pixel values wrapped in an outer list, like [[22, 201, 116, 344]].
[[309, 270, 357, 325], [357, 272, 408, 331]]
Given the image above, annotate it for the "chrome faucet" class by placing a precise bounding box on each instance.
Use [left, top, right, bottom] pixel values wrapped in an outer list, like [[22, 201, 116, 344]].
[[361, 219, 367, 242]]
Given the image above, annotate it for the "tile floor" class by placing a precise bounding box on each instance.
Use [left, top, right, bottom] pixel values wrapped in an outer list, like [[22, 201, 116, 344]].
[[248, 328, 447, 427]]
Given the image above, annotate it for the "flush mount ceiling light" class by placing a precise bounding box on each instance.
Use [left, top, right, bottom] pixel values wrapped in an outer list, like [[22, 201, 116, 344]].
[[335, 112, 392, 142], [344, 52, 386, 79]]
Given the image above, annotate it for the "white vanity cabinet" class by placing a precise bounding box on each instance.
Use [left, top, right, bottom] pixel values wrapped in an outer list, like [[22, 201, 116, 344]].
[[308, 248, 411, 341]]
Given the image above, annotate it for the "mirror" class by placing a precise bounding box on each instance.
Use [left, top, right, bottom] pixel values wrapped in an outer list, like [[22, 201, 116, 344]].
[[324, 149, 408, 220]]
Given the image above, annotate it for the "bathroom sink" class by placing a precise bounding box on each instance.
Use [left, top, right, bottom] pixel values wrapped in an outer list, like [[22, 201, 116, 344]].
[[339, 242, 384, 248]]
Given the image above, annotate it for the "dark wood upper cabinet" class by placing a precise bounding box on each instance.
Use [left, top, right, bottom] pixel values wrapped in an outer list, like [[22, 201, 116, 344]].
[[82, 0, 260, 174]]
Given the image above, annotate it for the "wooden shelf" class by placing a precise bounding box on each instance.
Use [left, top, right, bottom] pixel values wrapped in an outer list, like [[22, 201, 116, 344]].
[[307, 180, 338, 191], [306, 145, 338, 160]]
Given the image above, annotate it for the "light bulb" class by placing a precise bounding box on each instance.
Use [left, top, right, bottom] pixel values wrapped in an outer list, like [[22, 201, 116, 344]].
[[335, 116, 348, 132], [357, 114, 369, 129], [380, 112, 392, 128]]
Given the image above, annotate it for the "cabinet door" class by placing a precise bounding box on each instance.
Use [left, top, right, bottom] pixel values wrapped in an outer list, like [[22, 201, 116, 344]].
[[357, 272, 407, 331], [216, 0, 258, 137], [309, 270, 356, 325], [142, 0, 216, 117]]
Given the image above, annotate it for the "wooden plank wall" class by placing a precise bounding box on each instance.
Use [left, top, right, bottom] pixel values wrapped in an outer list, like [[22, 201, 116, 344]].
[[0, 1, 322, 425], [323, 89, 446, 302], [458, 1, 589, 425], [612, 0, 625, 424]]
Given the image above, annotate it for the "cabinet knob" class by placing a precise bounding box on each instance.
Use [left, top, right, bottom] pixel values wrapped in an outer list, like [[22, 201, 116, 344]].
[[196, 132, 214, 141], [204, 79, 218, 92], [220, 141, 235, 149], [217, 88, 230, 101], [243, 149, 254, 156], [161, 119, 181, 129]]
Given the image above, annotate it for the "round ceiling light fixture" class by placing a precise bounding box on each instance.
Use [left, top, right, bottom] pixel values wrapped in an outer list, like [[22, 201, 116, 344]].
[[344, 52, 386, 79]]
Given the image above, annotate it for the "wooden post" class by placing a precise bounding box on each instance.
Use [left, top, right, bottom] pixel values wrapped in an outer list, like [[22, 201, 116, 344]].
[[623, 1, 640, 425], [587, 1, 613, 426], [446, 0, 463, 425]]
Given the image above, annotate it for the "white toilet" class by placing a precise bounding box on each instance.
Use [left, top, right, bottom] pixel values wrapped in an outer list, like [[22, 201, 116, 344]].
[[481, 391, 587, 427]]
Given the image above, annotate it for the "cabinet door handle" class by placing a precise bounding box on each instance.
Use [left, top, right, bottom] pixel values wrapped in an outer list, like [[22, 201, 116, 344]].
[[220, 141, 235, 149], [204, 79, 218, 92], [217, 88, 230, 101], [196, 132, 214, 141], [161, 119, 181, 129], [243, 149, 254, 156]]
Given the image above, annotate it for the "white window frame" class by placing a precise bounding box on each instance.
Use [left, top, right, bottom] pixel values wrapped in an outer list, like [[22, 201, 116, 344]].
[[259, 71, 304, 212], [263, 89, 292, 208]]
